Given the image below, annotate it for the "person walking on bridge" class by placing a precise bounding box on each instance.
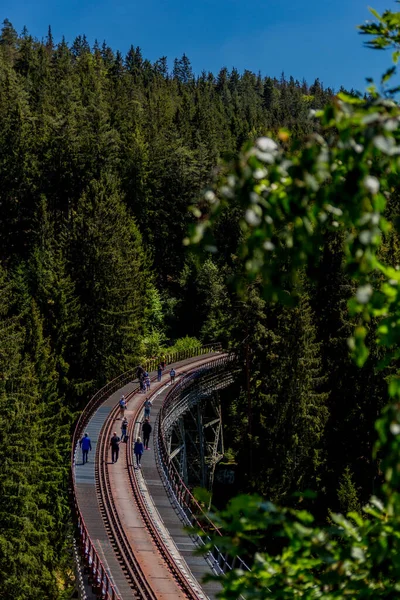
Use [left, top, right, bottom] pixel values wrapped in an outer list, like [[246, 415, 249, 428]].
[[110, 432, 121, 463], [119, 395, 126, 419], [134, 437, 144, 468], [145, 372, 151, 391], [121, 417, 128, 442], [170, 367, 176, 384], [79, 433, 92, 464], [144, 398, 152, 419], [142, 418, 152, 450], [157, 363, 162, 382]]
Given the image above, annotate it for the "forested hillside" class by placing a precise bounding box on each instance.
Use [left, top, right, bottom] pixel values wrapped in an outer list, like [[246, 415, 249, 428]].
[[0, 15, 383, 597]]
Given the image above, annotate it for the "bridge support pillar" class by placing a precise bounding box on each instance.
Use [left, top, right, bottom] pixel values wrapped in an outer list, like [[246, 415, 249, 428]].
[[169, 390, 224, 491]]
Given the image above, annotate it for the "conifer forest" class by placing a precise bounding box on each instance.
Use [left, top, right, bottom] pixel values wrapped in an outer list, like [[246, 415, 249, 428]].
[[3, 4, 400, 597]]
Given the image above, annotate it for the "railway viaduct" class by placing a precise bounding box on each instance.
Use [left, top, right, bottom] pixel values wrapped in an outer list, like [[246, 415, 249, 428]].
[[71, 346, 248, 600]]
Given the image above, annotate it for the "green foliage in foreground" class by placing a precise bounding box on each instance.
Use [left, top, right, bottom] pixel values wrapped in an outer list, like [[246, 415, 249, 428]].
[[201, 404, 400, 598], [192, 3, 400, 597]]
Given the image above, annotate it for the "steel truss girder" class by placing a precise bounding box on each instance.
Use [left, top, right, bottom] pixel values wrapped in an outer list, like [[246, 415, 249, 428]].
[[163, 362, 234, 490]]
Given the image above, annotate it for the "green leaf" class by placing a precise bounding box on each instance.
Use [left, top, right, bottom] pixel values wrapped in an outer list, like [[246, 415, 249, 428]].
[[337, 92, 364, 105], [381, 66, 396, 84], [368, 7, 382, 21]]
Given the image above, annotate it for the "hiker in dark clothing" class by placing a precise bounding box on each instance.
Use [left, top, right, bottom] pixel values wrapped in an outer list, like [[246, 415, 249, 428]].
[[157, 364, 162, 382], [121, 417, 128, 442], [134, 437, 144, 468], [136, 365, 145, 380], [79, 433, 92, 464], [142, 418, 152, 450], [110, 432, 121, 463]]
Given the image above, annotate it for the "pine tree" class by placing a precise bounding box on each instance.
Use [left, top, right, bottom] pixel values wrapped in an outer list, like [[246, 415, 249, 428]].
[[24, 197, 80, 400], [173, 53, 194, 84], [0, 264, 58, 598], [101, 40, 114, 67], [310, 231, 388, 508], [68, 174, 150, 383], [223, 283, 329, 504], [0, 19, 18, 62], [45, 25, 54, 52], [154, 55, 168, 78], [337, 467, 361, 514], [0, 51, 35, 261]]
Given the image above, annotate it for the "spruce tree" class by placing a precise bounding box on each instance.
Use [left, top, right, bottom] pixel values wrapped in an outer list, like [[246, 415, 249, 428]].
[[0, 264, 58, 598], [224, 283, 329, 504], [68, 174, 150, 384]]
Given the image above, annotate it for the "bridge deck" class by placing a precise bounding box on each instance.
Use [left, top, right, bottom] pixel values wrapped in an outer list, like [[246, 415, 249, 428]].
[[75, 382, 138, 599], [132, 381, 221, 600], [74, 353, 221, 599]]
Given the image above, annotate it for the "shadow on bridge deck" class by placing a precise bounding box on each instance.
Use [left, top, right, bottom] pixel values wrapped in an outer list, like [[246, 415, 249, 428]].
[[133, 381, 222, 600]]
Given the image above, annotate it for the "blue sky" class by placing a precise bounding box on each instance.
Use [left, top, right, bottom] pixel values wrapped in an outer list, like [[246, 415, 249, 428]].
[[1, 0, 395, 91]]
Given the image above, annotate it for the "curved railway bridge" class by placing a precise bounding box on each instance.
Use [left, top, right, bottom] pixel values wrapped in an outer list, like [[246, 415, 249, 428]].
[[71, 345, 249, 600]]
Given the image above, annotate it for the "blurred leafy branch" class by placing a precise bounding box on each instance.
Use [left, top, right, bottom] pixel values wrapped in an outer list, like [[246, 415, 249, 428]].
[[189, 4, 400, 597]]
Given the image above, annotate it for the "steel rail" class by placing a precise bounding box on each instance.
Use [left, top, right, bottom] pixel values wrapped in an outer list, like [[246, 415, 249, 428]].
[[125, 363, 217, 600], [97, 385, 157, 599]]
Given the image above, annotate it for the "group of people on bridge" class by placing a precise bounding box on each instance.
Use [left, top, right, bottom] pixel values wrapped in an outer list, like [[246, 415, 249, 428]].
[[78, 361, 178, 466], [138, 362, 176, 388], [137, 365, 151, 393]]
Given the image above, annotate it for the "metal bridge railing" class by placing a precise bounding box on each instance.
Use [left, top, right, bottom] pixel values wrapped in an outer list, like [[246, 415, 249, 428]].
[[70, 342, 221, 600], [161, 362, 235, 433], [157, 355, 250, 576]]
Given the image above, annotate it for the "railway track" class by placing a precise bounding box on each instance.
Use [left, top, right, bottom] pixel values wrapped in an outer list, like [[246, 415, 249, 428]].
[[97, 382, 156, 599], [95, 366, 206, 600]]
